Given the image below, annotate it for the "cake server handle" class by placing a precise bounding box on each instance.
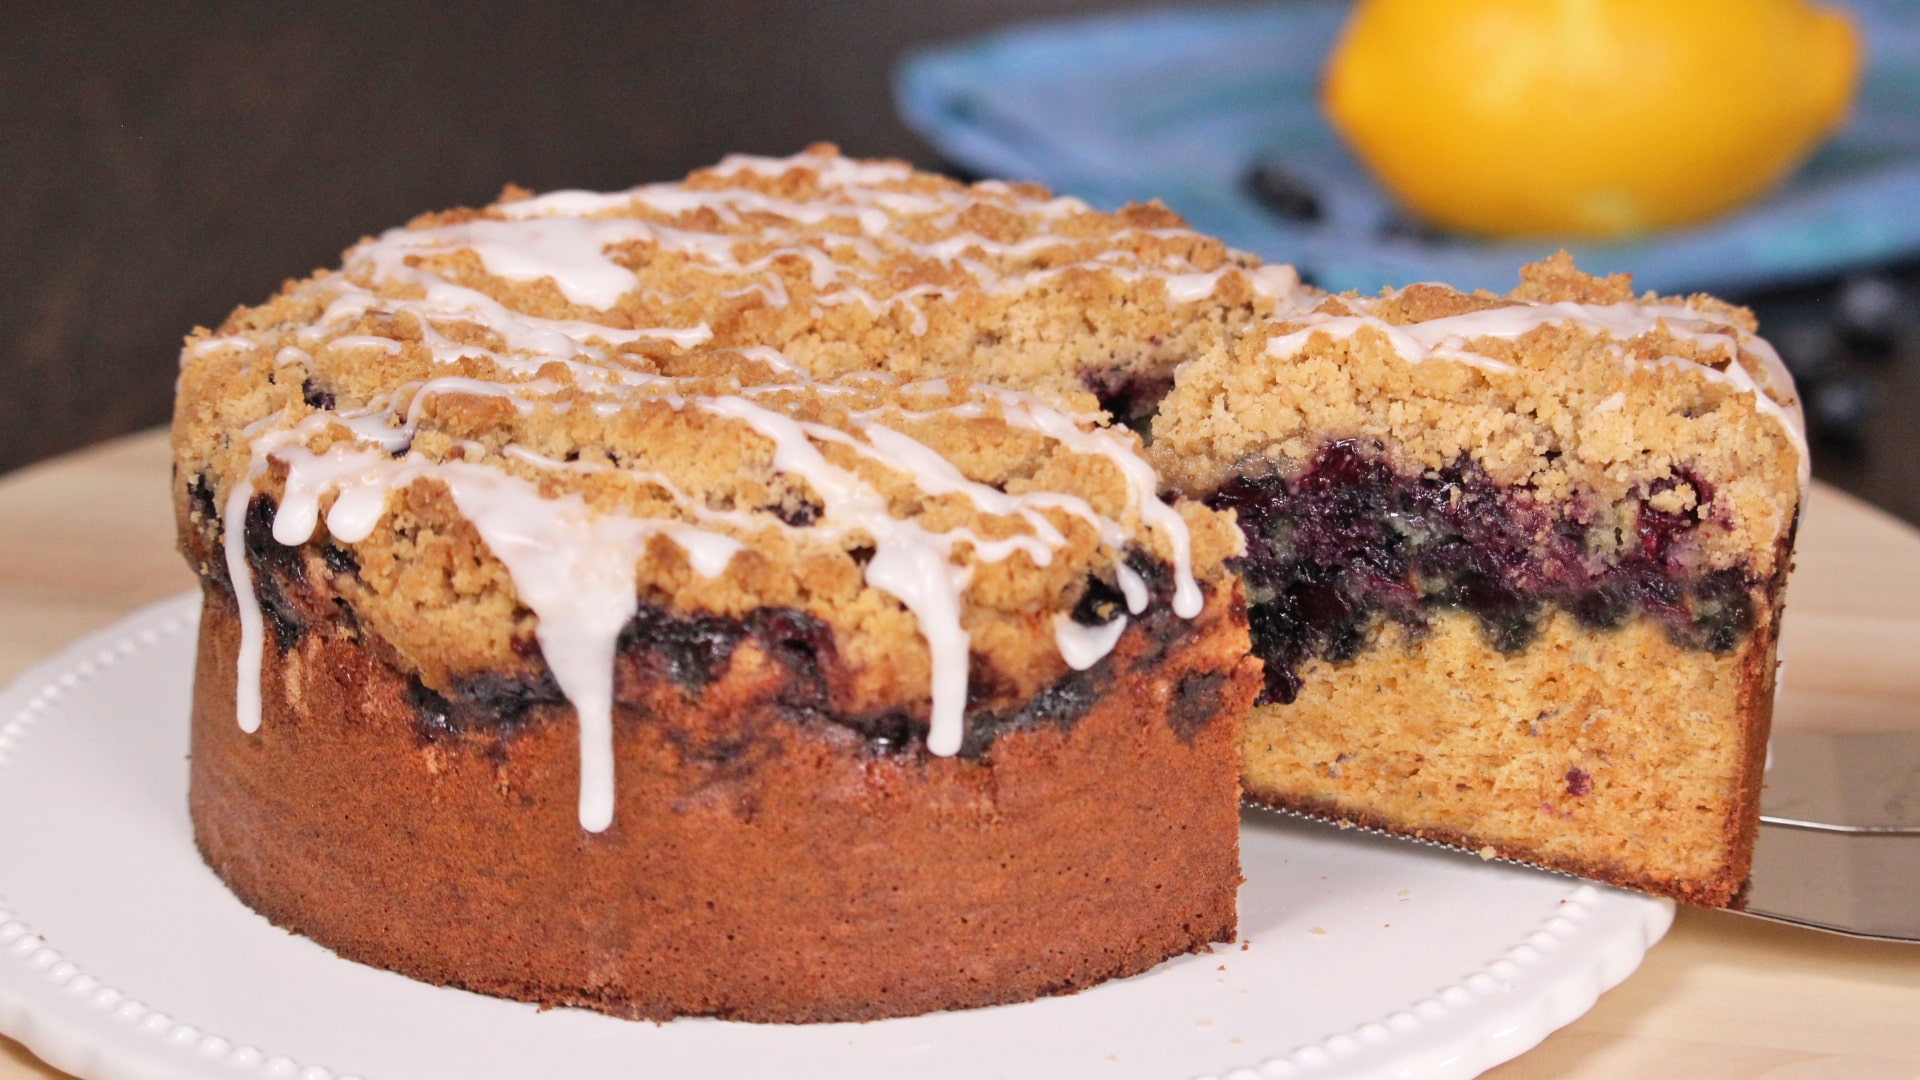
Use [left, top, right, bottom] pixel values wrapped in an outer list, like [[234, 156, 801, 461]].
[[1743, 731, 1920, 942]]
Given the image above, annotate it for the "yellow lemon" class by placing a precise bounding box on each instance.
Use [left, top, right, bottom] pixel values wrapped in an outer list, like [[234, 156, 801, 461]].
[[1323, 0, 1861, 238]]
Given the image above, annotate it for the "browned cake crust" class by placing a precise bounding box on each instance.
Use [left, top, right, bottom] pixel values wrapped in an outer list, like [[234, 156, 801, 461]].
[[188, 574, 1255, 1023]]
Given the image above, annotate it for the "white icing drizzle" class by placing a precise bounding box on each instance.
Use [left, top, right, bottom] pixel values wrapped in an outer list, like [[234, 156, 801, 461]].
[[1115, 563, 1151, 613], [218, 412, 347, 734], [1267, 298, 1809, 487], [271, 443, 393, 545], [1265, 313, 1518, 375], [690, 393, 999, 757], [222, 473, 267, 734], [481, 148, 1316, 338], [428, 464, 741, 832], [185, 336, 255, 366], [975, 386, 1204, 618], [368, 216, 653, 310], [1053, 613, 1130, 671], [245, 430, 746, 830], [193, 148, 1245, 829], [1165, 262, 1310, 308], [326, 335, 404, 355]]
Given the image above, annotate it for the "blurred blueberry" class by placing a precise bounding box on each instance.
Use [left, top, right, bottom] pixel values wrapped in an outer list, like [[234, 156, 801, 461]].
[[1811, 375, 1874, 445], [1837, 275, 1906, 354], [1773, 320, 1843, 383], [1375, 212, 1447, 245], [1242, 159, 1324, 224]]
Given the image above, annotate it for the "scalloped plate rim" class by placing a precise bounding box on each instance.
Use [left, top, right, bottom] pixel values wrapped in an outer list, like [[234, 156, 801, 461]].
[[0, 592, 1674, 1080]]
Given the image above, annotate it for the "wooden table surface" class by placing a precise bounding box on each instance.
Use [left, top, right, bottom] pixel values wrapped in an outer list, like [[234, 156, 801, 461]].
[[1, 430, 1916, 1079]]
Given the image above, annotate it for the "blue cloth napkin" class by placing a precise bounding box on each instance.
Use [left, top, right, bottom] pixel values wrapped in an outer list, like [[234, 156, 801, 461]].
[[897, 1, 1920, 295]]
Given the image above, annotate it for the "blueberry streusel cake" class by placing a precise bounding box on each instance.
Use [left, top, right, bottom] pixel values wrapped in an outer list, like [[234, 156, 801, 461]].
[[173, 147, 1276, 1022], [1151, 253, 1804, 906], [174, 149, 1803, 1024]]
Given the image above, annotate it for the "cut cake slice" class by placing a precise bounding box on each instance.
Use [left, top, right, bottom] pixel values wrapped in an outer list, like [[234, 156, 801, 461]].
[[1152, 253, 1805, 906]]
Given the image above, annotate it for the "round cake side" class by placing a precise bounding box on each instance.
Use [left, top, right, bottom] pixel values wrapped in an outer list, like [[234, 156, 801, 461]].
[[186, 572, 1253, 1022]]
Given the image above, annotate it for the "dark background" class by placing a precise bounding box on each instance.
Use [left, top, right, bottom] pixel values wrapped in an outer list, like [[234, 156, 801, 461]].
[[7, 1, 1918, 525]]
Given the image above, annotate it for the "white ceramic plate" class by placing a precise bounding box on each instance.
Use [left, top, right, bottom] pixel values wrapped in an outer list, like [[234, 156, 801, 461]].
[[0, 595, 1671, 1080]]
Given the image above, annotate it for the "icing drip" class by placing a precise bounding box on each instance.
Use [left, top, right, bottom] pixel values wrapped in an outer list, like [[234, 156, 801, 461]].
[[864, 545, 973, 756], [430, 464, 741, 832], [691, 394, 995, 758], [1053, 613, 1130, 671], [1115, 564, 1151, 614], [430, 471, 645, 832], [222, 475, 266, 734], [221, 413, 345, 735], [229, 370, 1174, 814], [196, 148, 1241, 830], [255, 438, 746, 830]]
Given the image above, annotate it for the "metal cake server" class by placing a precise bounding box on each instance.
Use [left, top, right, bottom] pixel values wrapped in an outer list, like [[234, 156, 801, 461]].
[[1746, 730, 1920, 942]]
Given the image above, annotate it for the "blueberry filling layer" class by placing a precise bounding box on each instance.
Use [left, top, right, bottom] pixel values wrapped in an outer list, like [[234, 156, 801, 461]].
[[195, 484, 1218, 756], [410, 564, 1207, 757], [1082, 368, 1175, 439], [1206, 440, 1764, 706]]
